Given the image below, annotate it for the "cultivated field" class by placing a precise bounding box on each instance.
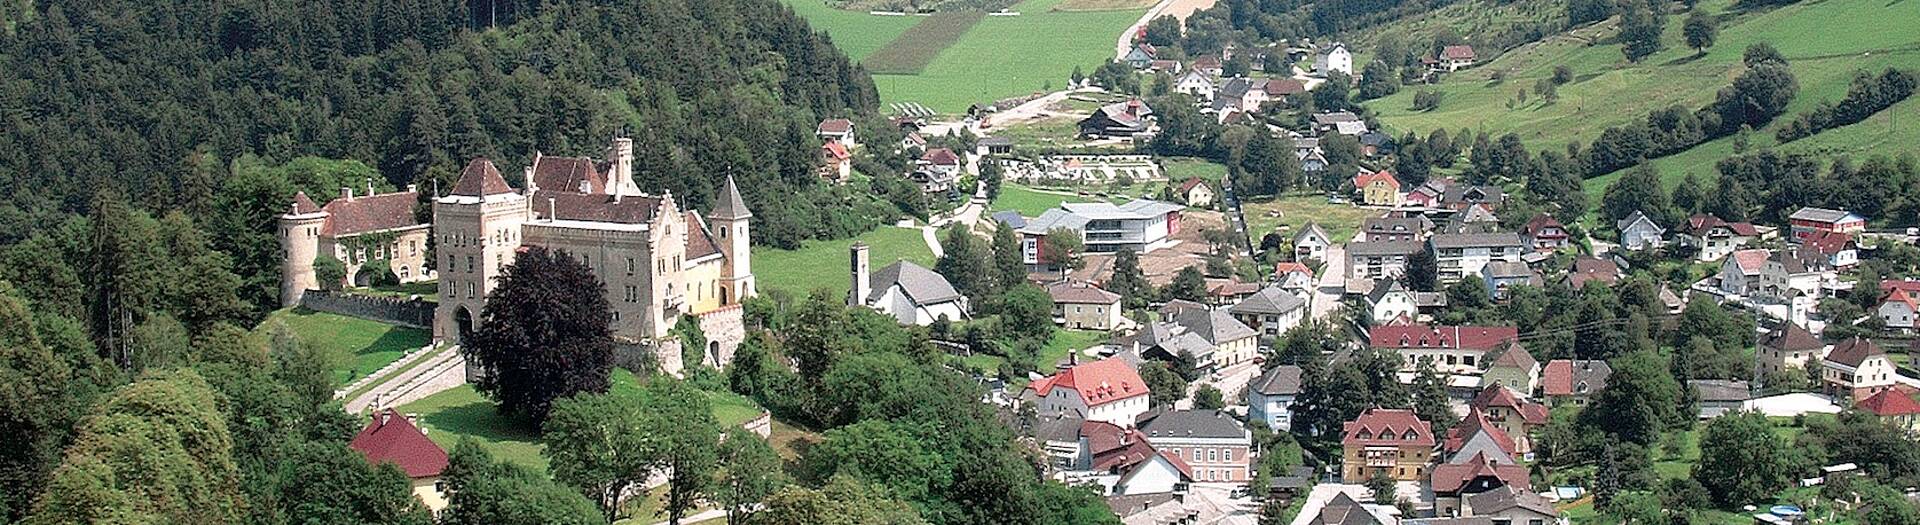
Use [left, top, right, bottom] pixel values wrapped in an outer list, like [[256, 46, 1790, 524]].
[[778, 0, 919, 60], [1053, 0, 1158, 10], [862, 11, 987, 74], [260, 308, 430, 384], [754, 225, 936, 298]]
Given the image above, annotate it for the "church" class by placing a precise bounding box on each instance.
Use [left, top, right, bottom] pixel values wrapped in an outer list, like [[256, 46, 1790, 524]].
[[281, 137, 755, 361]]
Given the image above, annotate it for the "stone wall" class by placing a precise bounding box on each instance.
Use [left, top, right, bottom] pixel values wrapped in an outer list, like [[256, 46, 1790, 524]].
[[301, 291, 435, 328], [613, 340, 684, 378], [697, 305, 746, 368]]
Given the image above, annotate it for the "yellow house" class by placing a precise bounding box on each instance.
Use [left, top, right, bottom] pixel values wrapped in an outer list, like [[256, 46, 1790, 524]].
[[1341, 408, 1434, 482], [350, 409, 450, 513], [1857, 389, 1920, 434], [1352, 170, 1403, 207]]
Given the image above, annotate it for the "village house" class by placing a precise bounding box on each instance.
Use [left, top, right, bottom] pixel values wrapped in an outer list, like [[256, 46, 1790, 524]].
[[1316, 111, 1370, 136], [1370, 324, 1520, 376], [1359, 131, 1395, 157], [1615, 210, 1667, 251], [1113, 322, 1220, 372], [1341, 408, 1435, 482], [1788, 206, 1866, 243], [1443, 409, 1520, 464], [1756, 322, 1829, 378], [1136, 409, 1253, 483], [1170, 307, 1260, 367], [1801, 230, 1859, 268], [1080, 99, 1154, 138], [1179, 178, 1215, 207], [1353, 169, 1403, 206], [1125, 43, 1158, 68], [1690, 379, 1753, 419], [900, 131, 927, 151], [1212, 77, 1307, 114], [816, 118, 856, 146], [1438, 45, 1478, 72], [1717, 249, 1769, 297], [1429, 232, 1525, 284], [850, 243, 968, 326], [913, 147, 965, 193], [1360, 214, 1433, 242], [1481, 341, 1540, 396], [1542, 359, 1611, 407], [1207, 279, 1261, 306], [1431, 451, 1530, 518], [1017, 200, 1183, 263], [1438, 184, 1505, 213], [1248, 365, 1304, 431], [1274, 261, 1316, 292], [1366, 280, 1420, 325], [349, 409, 450, 512], [1679, 214, 1758, 262], [1468, 384, 1549, 455], [1856, 389, 1920, 434], [278, 184, 431, 305], [1822, 337, 1899, 401], [819, 141, 851, 182], [1880, 287, 1920, 333], [372, 143, 755, 360], [1480, 261, 1540, 301], [1567, 255, 1622, 290], [1314, 42, 1354, 77], [1315, 492, 1402, 525], [1048, 281, 1125, 331], [1460, 485, 1559, 525], [1405, 178, 1451, 208], [1519, 213, 1569, 251], [1229, 285, 1308, 337], [1346, 240, 1422, 282], [976, 136, 1015, 156], [1189, 55, 1223, 77], [1175, 70, 1216, 100], [1294, 222, 1332, 262], [1082, 421, 1195, 495], [1757, 246, 1834, 304], [1026, 356, 1152, 426]]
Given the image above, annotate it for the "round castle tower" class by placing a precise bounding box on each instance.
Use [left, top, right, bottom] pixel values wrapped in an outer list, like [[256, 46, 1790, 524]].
[[279, 191, 330, 308]]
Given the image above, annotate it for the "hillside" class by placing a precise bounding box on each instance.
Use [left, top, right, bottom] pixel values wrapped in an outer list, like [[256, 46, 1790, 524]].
[[1358, 0, 1920, 207]]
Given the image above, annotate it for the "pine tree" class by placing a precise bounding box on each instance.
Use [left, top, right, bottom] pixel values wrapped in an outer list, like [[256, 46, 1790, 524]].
[[1411, 358, 1454, 434]]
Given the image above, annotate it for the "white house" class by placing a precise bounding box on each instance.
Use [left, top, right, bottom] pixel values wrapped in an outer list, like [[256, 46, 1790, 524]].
[[1758, 246, 1833, 302], [1026, 356, 1152, 427], [1293, 222, 1331, 262], [1718, 249, 1768, 297], [849, 243, 968, 326], [1314, 43, 1353, 77], [816, 118, 856, 146], [1803, 231, 1859, 269], [1018, 200, 1184, 262], [1371, 324, 1520, 376], [1175, 70, 1216, 101], [1679, 214, 1757, 262], [1346, 240, 1422, 281], [1229, 285, 1308, 337], [1880, 288, 1920, 333], [1616, 210, 1667, 251], [1429, 232, 1525, 284], [1366, 280, 1419, 325], [1247, 365, 1303, 431], [1048, 281, 1126, 331], [1273, 262, 1316, 293]]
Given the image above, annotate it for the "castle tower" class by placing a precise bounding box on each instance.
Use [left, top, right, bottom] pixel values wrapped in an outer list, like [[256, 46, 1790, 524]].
[[433, 158, 529, 343], [606, 137, 640, 197], [849, 242, 870, 307], [710, 174, 755, 306], [279, 192, 330, 307]]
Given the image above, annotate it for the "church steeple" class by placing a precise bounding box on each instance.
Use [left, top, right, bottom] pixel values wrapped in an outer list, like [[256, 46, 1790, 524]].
[[711, 174, 751, 220]]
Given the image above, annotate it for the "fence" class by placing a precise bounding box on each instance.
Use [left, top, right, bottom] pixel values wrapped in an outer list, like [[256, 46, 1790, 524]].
[[300, 291, 435, 328]]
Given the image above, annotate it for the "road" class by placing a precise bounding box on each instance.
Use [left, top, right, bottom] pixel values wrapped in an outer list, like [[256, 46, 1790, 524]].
[[1311, 244, 1346, 321], [1179, 359, 1262, 409], [1114, 0, 1221, 61]]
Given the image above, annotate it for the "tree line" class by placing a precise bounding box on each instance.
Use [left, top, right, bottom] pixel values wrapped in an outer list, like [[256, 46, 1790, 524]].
[[1776, 68, 1917, 142]]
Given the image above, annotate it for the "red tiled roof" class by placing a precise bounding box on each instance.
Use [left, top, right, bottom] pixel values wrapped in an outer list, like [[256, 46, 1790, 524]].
[[1369, 325, 1518, 351], [1825, 337, 1885, 368], [1090, 427, 1190, 481], [1685, 214, 1758, 237], [1884, 288, 1920, 313], [1521, 213, 1566, 238], [1803, 231, 1854, 256], [349, 409, 449, 479], [817, 118, 853, 134], [321, 191, 422, 237], [1352, 170, 1400, 191], [1180, 177, 1207, 194], [1047, 281, 1121, 304], [1443, 408, 1516, 455], [685, 212, 721, 260], [1441, 45, 1477, 60], [1430, 452, 1529, 494], [1728, 249, 1769, 273], [922, 148, 961, 166], [1159, 449, 1196, 480], [530, 155, 605, 194], [1857, 389, 1920, 416], [1264, 78, 1307, 95], [1341, 408, 1434, 448], [288, 191, 323, 215], [450, 158, 516, 196], [534, 192, 661, 224], [1082, 420, 1128, 455], [1542, 359, 1610, 397], [1470, 384, 1548, 425], [1882, 280, 1920, 294], [822, 141, 851, 160], [1026, 356, 1149, 408], [1274, 262, 1313, 277], [1569, 256, 1620, 289]]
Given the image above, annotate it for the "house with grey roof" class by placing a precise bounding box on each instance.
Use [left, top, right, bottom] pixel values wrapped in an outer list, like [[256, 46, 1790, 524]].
[[1479, 261, 1540, 301], [1616, 210, 1666, 251], [1460, 485, 1558, 524], [1170, 307, 1260, 367], [1048, 281, 1126, 331], [1360, 215, 1433, 242], [1346, 240, 1423, 282], [1366, 280, 1419, 325], [1248, 365, 1304, 431], [1229, 285, 1308, 337], [849, 243, 967, 326], [1428, 232, 1524, 284], [1689, 379, 1753, 419], [1135, 409, 1254, 483], [1016, 199, 1185, 265], [1112, 321, 1218, 371]]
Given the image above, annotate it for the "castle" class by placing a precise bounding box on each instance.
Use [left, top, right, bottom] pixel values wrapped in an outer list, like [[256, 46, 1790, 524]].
[[281, 137, 755, 356]]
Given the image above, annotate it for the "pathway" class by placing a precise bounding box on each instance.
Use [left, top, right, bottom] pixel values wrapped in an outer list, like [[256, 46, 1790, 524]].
[[343, 344, 468, 413], [1311, 244, 1346, 321], [1114, 0, 1220, 61]]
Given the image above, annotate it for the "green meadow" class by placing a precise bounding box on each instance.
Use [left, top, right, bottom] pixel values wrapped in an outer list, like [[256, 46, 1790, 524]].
[[753, 225, 936, 298]]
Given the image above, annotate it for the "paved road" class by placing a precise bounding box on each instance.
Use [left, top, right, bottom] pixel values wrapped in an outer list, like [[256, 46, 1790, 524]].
[[1114, 0, 1220, 61], [1311, 244, 1346, 321]]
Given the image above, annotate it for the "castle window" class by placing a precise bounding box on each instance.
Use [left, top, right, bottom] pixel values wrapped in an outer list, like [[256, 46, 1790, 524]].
[[410, 241, 417, 255], [718, 227, 726, 239], [626, 258, 636, 274], [466, 256, 474, 273], [466, 282, 475, 299]]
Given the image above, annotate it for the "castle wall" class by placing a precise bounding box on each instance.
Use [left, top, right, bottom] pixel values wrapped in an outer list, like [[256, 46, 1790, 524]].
[[696, 304, 745, 367], [298, 290, 436, 328], [683, 256, 725, 314], [332, 227, 433, 286], [521, 222, 659, 342]]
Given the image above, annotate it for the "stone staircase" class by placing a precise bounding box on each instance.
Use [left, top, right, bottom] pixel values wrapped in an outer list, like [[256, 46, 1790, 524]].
[[343, 344, 467, 413]]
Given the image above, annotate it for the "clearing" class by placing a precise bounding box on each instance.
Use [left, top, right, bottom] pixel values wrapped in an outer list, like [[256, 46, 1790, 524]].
[[989, 183, 1102, 216], [755, 225, 936, 298], [1241, 194, 1381, 244], [259, 308, 429, 385]]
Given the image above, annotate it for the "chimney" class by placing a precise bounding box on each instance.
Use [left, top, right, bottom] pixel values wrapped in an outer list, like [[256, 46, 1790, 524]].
[[365, 178, 375, 196], [850, 242, 870, 307], [1126, 99, 1141, 117], [406, 184, 418, 193], [548, 198, 557, 221], [341, 187, 354, 201]]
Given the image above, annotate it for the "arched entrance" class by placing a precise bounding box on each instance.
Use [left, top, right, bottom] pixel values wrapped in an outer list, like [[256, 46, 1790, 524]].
[[352, 269, 372, 288], [706, 341, 721, 367], [720, 287, 731, 306], [454, 306, 475, 342]]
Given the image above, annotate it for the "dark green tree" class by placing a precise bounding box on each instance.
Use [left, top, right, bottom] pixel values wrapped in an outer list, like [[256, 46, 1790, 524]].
[[1140, 361, 1190, 408], [1407, 250, 1439, 292], [1164, 266, 1209, 302], [1683, 10, 1718, 54], [1694, 411, 1789, 507], [464, 247, 614, 423], [440, 440, 604, 525]]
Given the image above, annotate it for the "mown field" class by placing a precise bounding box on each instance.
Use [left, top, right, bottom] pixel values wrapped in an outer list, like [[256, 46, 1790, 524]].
[[1242, 194, 1381, 243], [754, 225, 936, 298], [989, 183, 1102, 216], [1053, 0, 1158, 10], [862, 11, 987, 74], [786, 0, 1145, 112], [258, 308, 430, 384]]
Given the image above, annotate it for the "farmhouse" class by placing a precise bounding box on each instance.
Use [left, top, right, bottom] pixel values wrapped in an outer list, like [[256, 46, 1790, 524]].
[[1801, 230, 1859, 268], [1788, 206, 1866, 243], [1314, 42, 1353, 77], [816, 118, 856, 146], [1080, 99, 1154, 138], [850, 243, 968, 326], [1519, 213, 1569, 251], [278, 184, 431, 305], [1047, 281, 1124, 331], [1438, 45, 1478, 71], [1179, 178, 1215, 207], [914, 147, 965, 193], [1125, 43, 1158, 69]]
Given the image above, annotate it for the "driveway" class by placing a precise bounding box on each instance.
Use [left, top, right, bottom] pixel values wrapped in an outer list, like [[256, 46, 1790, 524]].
[[1179, 359, 1263, 409], [1311, 244, 1346, 321]]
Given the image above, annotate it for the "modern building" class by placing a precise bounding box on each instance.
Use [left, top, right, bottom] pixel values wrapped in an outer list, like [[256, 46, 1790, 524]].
[[1017, 200, 1184, 263], [1346, 240, 1422, 281], [1248, 365, 1304, 431], [1429, 232, 1525, 284], [1787, 206, 1866, 243], [1341, 408, 1435, 482], [1136, 409, 1254, 483], [850, 243, 968, 326], [1026, 356, 1152, 427]]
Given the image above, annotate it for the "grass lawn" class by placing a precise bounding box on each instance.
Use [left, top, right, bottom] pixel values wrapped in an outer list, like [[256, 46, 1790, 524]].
[[986, 115, 1086, 148], [259, 308, 429, 385], [754, 226, 935, 298], [1241, 194, 1380, 243], [866, 0, 1147, 112], [775, 0, 919, 60], [956, 328, 1110, 387], [1161, 157, 1228, 185], [862, 11, 986, 74], [1053, 0, 1157, 10], [357, 281, 438, 301], [989, 183, 1101, 216]]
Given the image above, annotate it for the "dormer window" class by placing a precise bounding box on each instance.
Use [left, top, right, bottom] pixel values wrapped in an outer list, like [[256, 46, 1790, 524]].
[[1357, 431, 1372, 440], [1403, 430, 1417, 440]]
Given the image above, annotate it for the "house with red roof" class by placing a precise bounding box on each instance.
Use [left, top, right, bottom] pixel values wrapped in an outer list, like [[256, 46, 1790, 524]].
[[277, 183, 431, 306], [1519, 213, 1569, 251], [1369, 324, 1519, 376], [1856, 388, 1920, 433], [1542, 359, 1611, 407], [1341, 408, 1435, 482], [1788, 206, 1866, 242], [1717, 248, 1770, 297], [1481, 341, 1540, 396], [1273, 261, 1316, 292], [1679, 214, 1758, 262], [1025, 356, 1151, 427], [1178, 177, 1215, 207], [1430, 451, 1529, 517], [349, 409, 451, 511], [1352, 169, 1403, 207], [819, 141, 851, 182], [1437, 45, 1478, 72], [1802, 230, 1859, 268], [1443, 408, 1518, 461], [1468, 384, 1548, 455], [1881, 288, 1920, 333], [1821, 337, 1900, 401], [1081, 420, 1195, 495]]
